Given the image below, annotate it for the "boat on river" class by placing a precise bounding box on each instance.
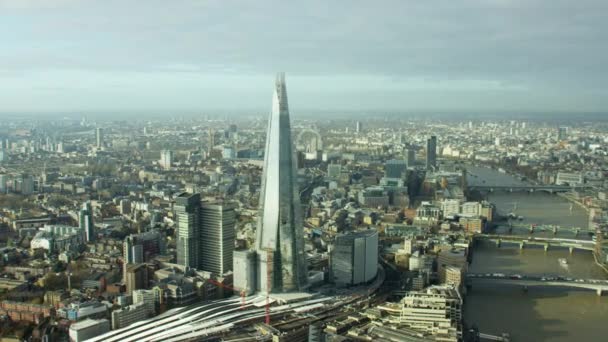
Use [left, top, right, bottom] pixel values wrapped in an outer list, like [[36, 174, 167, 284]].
[[558, 258, 568, 268]]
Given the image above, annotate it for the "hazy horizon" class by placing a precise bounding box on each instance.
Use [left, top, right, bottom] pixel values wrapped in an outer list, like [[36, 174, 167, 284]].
[[1, 0, 607, 114]]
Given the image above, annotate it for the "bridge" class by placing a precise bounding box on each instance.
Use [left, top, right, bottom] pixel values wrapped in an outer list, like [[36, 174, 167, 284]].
[[466, 272, 608, 296], [502, 223, 591, 236], [468, 184, 591, 193], [474, 234, 595, 253]]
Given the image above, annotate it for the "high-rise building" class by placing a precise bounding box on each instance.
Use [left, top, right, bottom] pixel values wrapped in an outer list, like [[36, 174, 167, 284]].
[[20, 174, 35, 195], [385, 159, 407, 179], [558, 126, 569, 141], [0, 149, 8, 162], [124, 231, 164, 264], [200, 203, 236, 275], [356, 121, 362, 133], [125, 263, 148, 295], [0, 174, 7, 193], [79, 202, 95, 242], [255, 73, 308, 293], [407, 148, 416, 167], [331, 230, 378, 287], [175, 193, 202, 269], [123, 237, 144, 264], [426, 136, 437, 170], [159, 150, 173, 170], [208, 128, 216, 150], [95, 127, 104, 148]]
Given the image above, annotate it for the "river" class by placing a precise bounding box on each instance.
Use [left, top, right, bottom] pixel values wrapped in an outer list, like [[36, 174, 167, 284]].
[[464, 165, 607, 342]]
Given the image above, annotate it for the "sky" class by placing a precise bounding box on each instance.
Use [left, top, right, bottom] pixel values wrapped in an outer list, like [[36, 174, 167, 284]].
[[1, 0, 607, 115]]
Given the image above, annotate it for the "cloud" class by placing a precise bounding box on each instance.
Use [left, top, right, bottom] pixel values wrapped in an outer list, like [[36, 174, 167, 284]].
[[1, 0, 607, 112]]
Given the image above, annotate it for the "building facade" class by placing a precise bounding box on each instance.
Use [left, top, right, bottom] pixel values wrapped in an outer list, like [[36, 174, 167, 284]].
[[200, 203, 236, 275], [175, 193, 202, 269], [332, 230, 378, 287], [426, 136, 437, 170], [79, 202, 95, 243]]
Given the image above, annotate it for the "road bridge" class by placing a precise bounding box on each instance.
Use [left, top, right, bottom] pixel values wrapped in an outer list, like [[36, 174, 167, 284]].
[[466, 273, 608, 296], [474, 234, 595, 252], [468, 184, 592, 193], [502, 223, 589, 236]]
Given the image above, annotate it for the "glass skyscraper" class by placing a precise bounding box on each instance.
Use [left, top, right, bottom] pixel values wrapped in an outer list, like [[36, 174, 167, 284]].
[[255, 73, 308, 293]]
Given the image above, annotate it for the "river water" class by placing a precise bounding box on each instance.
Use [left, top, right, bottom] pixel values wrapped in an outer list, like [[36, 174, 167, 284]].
[[464, 166, 608, 342]]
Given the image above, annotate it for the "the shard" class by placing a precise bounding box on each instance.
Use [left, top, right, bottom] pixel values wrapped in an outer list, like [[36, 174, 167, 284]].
[[256, 73, 308, 293]]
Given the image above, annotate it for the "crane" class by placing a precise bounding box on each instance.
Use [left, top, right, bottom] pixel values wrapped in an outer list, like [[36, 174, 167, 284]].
[[206, 278, 247, 310]]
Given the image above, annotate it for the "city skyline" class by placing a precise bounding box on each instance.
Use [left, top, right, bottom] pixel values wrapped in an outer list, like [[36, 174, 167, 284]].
[[1, 1, 608, 113], [0, 1, 607, 341]]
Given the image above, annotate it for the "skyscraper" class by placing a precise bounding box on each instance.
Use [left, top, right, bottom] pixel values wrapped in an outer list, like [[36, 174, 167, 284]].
[[331, 230, 378, 287], [407, 148, 416, 167], [159, 150, 173, 170], [80, 201, 95, 242], [95, 128, 104, 148], [558, 126, 569, 141], [426, 136, 437, 170], [356, 121, 363, 133], [255, 73, 308, 293], [200, 203, 236, 275], [175, 193, 202, 269]]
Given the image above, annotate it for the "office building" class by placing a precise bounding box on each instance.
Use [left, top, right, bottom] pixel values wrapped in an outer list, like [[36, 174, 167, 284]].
[[327, 163, 342, 179], [356, 121, 363, 133], [426, 136, 437, 170], [79, 201, 95, 242], [440, 199, 461, 218], [557, 126, 569, 141], [0, 174, 7, 193], [255, 73, 308, 293], [95, 127, 103, 148], [461, 202, 481, 216], [222, 146, 236, 159], [385, 159, 407, 179], [233, 250, 257, 295], [358, 187, 390, 208], [208, 128, 216, 150], [331, 230, 378, 287], [407, 148, 416, 167], [124, 230, 164, 264], [20, 174, 35, 195], [200, 202, 236, 275], [111, 302, 148, 330], [159, 150, 173, 170], [133, 289, 156, 316], [403, 238, 414, 255], [378, 285, 462, 341], [175, 193, 202, 269], [125, 263, 148, 296], [555, 171, 583, 186], [123, 236, 144, 265], [69, 318, 110, 342]]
